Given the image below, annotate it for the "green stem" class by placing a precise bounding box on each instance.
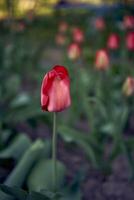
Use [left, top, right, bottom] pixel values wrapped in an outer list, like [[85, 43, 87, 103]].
[[52, 112, 57, 192]]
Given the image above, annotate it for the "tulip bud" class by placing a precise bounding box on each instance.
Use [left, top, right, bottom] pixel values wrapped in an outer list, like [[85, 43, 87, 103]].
[[107, 33, 120, 50], [58, 21, 68, 33], [95, 49, 109, 70], [126, 32, 134, 51], [55, 33, 66, 46], [123, 77, 134, 96], [68, 43, 81, 60], [124, 15, 134, 29], [95, 17, 105, 31], [72, 28, 84, 43], [41, 65, 71, 112]]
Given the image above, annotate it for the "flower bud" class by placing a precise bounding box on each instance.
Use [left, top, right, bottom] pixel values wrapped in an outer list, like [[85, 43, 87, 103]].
[[126, 32, 134, 51], [107, 33, 120, 50], [124, 15, 134, 29], [95, 49, 109, 70], [123, 77, 134, 96], [72, 28, 84, 43], [68, 43, 81, 60], [55, 33, 66, 46], [95, 17, 105, 31], [58, 21, 68, 33]]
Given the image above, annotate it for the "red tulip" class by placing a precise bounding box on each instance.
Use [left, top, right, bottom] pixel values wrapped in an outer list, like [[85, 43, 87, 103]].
[[95, 49, 109, 70], [41, 65, 71, 112], [123, 77, 134, 96], [95, 17, 105, 31], [72, 28, 84, 43], [124, 15, 134, 29], [126, 32, 134, 51], [58, 21, 68, 33], [107, 33, 120, 50], [68, 43, 81, 60]]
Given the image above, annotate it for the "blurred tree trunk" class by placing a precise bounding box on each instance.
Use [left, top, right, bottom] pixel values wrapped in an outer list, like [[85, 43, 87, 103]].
[[5, 0, 15, 19], [33, 0, 40, 12]]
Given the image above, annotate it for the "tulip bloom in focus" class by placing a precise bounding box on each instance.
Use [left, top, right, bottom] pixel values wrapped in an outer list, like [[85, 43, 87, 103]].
[[72, 28, 84, 43], [41, 65, 71, 112], [126, 32, 134, 51], [95, 49, 109, 70], [123, 77, 134, 96], [68, 43, 81, 60], [124, 15, 134, 29], [107, 33, 120, 50], [95, 17, 105, 31]]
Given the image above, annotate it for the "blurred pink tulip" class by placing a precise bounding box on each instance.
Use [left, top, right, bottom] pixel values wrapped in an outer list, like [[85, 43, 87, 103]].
[[126, 31, 134, 51], [124, 15, 134, 29], [95, 17, 105, 31], [95, 49, 109, 70], [72, 28, 84, 43], [107, 33, 120, 50], [123, 77, 134, 96], [68, 43, 81, 60], [55, 33, 66, 46]]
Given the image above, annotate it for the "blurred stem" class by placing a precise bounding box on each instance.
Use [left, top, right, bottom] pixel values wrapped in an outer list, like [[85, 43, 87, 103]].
[[52, 112, 57, 192]]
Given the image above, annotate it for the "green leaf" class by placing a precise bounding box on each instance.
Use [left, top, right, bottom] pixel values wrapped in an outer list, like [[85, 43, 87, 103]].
[[58, 126, 98, 167], [0, 184, 27, 200], [27, 159, 66, 192], [11, 93, 31, 107], [0, 130, 12, 146], [60, 169, 84, 200], [101, 123, 115, 135], [4, 140, 48, 187], [58, 126, 89, 143], [0, 185, 51, 200], [0, 140, 50, 200], [27, 191, 50, 200], [0, 134, 32, 160]]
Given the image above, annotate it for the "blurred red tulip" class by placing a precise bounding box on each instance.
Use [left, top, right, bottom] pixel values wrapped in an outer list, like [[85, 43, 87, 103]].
[[95, 49, 109, 70], [126, 32, 134, 51], [55, 33, 66, 45], [68, 43, 81, 60], [107, 33, 120, 50], [95, 17, 105, 31], [41, 65, 71, 112], [124, 15, 134, 29], [72, 28, 84, 43], [123, 77, 134, 96], [58, 21, 68, 33]]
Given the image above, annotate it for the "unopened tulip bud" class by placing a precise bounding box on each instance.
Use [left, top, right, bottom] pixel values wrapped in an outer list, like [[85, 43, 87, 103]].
[[58, 21, 68, 33], [95, 49, 109, 70], [68, 43, 81, 60], [107, 33, 120, 50], [55, 33, 66, 46], [72, 28, 84, 43], [124, 15, 134, 29], [123, 77, 134, 96], [95, 17, 105, 31], [126, 32, 134, 51]]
